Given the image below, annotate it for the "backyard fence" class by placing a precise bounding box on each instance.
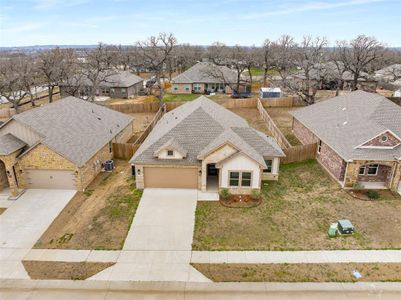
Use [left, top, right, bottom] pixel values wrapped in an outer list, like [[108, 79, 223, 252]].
[[260, 97, 305, 108], [107, 102, 161, 114], [281, 143, 317, 164], [112, 143, 141, 160], [132, 104, 166, 144], [0, 108, 16, 119], [257, 99, 292, 149]]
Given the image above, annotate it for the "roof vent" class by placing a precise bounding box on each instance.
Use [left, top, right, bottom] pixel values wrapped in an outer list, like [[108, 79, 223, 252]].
[[343, 121, 348, 126], [110, 129, 112, 134], [342, 107, 347, 111], [97, 117, 101, 120]]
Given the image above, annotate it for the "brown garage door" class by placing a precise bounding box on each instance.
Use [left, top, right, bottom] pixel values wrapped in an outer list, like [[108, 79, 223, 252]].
[[144, 167, 198, 189], [24, 169, 76, 190]]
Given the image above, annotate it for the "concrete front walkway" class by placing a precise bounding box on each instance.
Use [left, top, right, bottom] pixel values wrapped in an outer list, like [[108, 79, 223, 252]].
[[89, 189, 210, 282], [0, 189, 76, 279]]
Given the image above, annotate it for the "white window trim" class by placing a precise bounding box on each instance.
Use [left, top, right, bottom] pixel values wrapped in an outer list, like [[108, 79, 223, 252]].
[[167, 150, 174, 156], [358, 166, 366, 175], [263, 159, 273, 174], [228, 170, 253, 188], [367, 164, 379, 176], [317, 140, 322, 154]]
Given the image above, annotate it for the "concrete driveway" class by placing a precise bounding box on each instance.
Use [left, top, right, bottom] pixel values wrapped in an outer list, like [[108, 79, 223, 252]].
[[123, 188, 198, 251], [0, 189, 75, 279], [90, 188, 210, 282]]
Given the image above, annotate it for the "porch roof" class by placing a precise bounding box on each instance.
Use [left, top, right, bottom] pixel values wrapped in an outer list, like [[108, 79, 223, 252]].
[[0, 133, 26, 155]]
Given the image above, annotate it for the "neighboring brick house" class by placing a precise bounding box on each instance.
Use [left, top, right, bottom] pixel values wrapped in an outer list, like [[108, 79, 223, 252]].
[[130, 96, 285, 194], [291, 91, 401, 195], [59, 71, 143, 99], [171, 62, 237, 95], [0, 96, 133, 199]]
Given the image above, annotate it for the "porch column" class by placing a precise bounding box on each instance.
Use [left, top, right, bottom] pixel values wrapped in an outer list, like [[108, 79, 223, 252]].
[[0, 153, 22, 198], [390, 162, 401, 192], [201, 162, 207, 192]]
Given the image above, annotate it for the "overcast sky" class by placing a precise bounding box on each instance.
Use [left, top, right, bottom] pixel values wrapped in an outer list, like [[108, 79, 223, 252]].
[[1, 0, 400, 47]]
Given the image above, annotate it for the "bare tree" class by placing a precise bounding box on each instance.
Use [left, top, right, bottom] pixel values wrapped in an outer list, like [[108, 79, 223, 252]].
[[38, 48, 77, 103], [336, 35, 383, 90], [272, 35, 298, 84], [0, 55, 33, 113], [136, 33, 177, 102], [81, 43, 116, 101], [258, 39, 277, 86], [287, 36, 328, 104]]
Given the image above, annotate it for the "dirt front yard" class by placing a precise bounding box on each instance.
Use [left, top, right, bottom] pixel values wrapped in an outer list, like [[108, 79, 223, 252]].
[[35, 160, 142, 250], [193, 160, 401, 251], [192, 263, 401, 282]]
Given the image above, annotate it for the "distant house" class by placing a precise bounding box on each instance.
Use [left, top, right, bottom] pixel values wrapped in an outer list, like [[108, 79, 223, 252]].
[[171, 62, 238, 94], [291, 91, 401, 195], [374, 64, 401, 83], [0, 97, 133, 198], [130, 96, 284, 194], [59, 71, 143, 99]]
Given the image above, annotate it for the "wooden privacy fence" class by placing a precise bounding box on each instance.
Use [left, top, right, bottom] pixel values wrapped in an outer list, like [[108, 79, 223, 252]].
[[281, 143, 317, 164], [0, 108, 16, 119], [113, 143, 141, 160], [257, 99, 292, 149], [259, 97, 305, 108], [107, 102, 161, 114]]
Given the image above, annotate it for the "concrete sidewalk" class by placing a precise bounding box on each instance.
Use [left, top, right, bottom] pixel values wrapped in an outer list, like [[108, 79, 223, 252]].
[[191, 250, 401, 264]]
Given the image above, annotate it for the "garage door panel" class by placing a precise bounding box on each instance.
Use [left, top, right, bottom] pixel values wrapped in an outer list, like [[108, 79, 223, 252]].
[[144, 167, 198, 189], [25, 170, 76, 190]]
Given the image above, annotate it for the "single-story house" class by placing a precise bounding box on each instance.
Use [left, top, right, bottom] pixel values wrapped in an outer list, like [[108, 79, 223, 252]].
[[130, 96, 285, 194], [0, 96, 133, 198], [59, 71, 143, 99], [171, 62, 238, 94], [291, 90, 401, 194]]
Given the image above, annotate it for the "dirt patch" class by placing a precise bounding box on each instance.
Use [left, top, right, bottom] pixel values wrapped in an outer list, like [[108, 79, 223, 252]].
[[229, 107, 272, 136], [265, 107, 301, 146], [23, 261, 114, 280], [193, 160, 401, 251], [105, 95, 157, 105], [0, 208, 6, 215], [192, 263, 401, 282], [34, 160, 142, 250], [348, 189, 399, 201], [220, 194, 261, 208], [127, 112, 156, 133]]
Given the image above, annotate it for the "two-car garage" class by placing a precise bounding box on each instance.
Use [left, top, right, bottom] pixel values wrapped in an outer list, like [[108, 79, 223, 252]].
[[24, 169, 76, 190], [143, 167, 198, 189]]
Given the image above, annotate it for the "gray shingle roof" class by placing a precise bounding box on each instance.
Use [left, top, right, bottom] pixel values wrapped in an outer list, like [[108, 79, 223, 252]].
[[60, 71, 143, 88], [130, 96, 284, 166], [13, 96, 133, 166], [172, 62, 237, 84], [0, 133, 26, 155], [291, 91, 401, 161]]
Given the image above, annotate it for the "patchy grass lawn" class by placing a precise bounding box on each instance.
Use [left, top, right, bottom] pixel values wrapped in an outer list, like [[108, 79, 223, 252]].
[[163, 93, 199, 102], [192, 263, 401, 282], [193, 160, 401, 251], [23, 261, 114, 280], [35, 161, 142, 250]]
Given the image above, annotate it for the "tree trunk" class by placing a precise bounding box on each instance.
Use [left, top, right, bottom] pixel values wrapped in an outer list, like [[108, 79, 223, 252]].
[[263, 68, 268, 86], [48, 86, 54, 103], [247, 66, 253, 85], [352, 73, 359, 91]]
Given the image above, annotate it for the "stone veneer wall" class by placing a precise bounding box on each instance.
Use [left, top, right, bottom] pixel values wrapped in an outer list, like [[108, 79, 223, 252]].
[[0, 160, 9, 190], [361, 131, 400, 147]]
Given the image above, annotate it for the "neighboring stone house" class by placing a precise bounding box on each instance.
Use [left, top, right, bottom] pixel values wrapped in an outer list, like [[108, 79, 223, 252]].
[[130, 96, 285, 194], [0, 96, 133, 198], [59, 71, 143, 99], [291, 91, 401, 195], [171, 62, 238, 94]]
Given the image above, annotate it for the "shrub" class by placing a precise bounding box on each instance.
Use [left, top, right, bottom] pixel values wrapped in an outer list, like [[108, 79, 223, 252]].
[[220, 189, 230, 200], [367, 190, 379, 200]]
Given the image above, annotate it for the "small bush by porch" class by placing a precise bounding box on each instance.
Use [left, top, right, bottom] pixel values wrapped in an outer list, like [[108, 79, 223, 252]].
[[193, 160, 401, 251]]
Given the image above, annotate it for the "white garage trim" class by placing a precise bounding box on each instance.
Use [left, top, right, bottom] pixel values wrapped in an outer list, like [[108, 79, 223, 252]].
[[24, 169, 76, 190]]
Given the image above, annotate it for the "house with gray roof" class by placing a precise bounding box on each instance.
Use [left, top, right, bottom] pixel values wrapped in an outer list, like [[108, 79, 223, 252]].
[[171, 62, 238, 95], [0, 96, 133, 198], [59, 70, 144, 99], [130, 96, 284, 194], [291, 90, 401, 194]]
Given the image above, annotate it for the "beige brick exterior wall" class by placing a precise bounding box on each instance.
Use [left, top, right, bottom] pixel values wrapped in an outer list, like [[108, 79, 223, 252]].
[[77, 143, 113, 191], [293, 118, 318, 145], [113, 122, 134, 143], [0, 161, 8, 190], [361, 132, 400, 147]]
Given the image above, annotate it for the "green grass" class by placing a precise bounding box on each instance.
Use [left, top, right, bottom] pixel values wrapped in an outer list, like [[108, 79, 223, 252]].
[[193, 160, 401, 251], [245, 67, 280, 77], [163, 93, 199, 102]]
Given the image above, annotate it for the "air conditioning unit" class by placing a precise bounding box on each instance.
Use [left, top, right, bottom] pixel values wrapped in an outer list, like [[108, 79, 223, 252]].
[[104, 160, 115, 172]]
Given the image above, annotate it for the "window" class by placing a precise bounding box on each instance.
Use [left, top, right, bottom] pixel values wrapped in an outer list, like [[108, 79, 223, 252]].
[[367, 164, 379, 176], [241, 172, 252, 187], [359, 166, 366, 175], [229, 172, 240, 186], [173, 86, 178, 91], [185, 85, 190, 92], [110, 88, 115, 94], [263, 159, 273, 173], [317, 140, 322, 154], [121, 88, 127, 94], [380, 135, 388, 143], [108, 141, 112, 153], [193, 84, 202, 92], [167, 150, 174, 156], [229, 171, 252, 187]]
